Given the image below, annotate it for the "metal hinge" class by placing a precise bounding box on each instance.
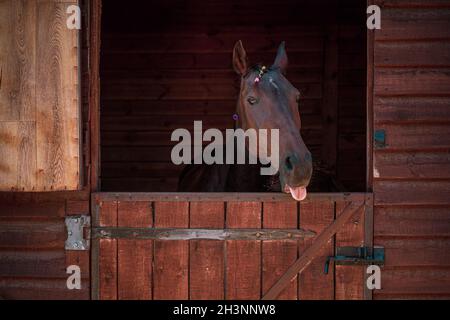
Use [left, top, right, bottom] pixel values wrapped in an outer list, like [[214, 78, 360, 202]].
[[324, 246, 385, 274], [65, 215, 91, 250]]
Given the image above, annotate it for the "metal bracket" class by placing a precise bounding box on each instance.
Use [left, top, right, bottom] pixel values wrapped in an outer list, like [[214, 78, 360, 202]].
[[324, 246, 384, 274], [65, 215, 90, 250]]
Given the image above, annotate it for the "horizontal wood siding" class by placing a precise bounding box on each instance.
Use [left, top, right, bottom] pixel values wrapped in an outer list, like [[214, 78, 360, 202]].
[[100, 0, 366, 192], [0, 192, 90, 299], [372, 0, 450, 299]]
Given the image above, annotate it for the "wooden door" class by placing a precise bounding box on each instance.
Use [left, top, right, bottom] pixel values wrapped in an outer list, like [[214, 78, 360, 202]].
[[0, 0, 81, 191], [91, 193, 372, 300]]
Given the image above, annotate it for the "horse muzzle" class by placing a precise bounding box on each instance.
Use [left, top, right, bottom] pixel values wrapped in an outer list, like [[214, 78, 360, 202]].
[[280, 151, 313, 201]]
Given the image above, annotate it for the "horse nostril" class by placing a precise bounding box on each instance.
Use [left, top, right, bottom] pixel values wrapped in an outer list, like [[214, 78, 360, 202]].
[[285, 154, 300, 171], [285, 156, 293, 171]]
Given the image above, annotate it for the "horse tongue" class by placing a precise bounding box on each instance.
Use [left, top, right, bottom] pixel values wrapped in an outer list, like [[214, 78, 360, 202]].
[[288, 186, 307, 201]]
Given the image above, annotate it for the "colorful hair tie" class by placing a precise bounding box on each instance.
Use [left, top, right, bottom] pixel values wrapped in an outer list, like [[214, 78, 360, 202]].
[[254, 65, 267, 83]]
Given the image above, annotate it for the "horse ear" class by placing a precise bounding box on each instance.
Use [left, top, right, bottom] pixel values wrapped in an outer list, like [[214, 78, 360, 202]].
[[232, 40, 248, 75], [273, 41, 288, 74]]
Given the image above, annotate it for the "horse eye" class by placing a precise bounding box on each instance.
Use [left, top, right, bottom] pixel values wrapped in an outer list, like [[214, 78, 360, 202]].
[[247, 97, 258, 105]]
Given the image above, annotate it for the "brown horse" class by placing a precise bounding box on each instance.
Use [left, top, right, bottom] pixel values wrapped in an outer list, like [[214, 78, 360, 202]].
[[178, 41, 312, 200]]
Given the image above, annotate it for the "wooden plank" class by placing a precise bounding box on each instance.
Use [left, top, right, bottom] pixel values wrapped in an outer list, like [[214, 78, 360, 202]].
[[101, 71, 323, 86], [0, 219, 64, 249], [153, 201, 189, 299], [225, 202, 262, 300], [374, 151, 450, 180], [335, 201, 365, 300], [102, 16, 326, 36], [363, 195, 374, 300], [101, 52, 323, 70], [0, 278, 89, 300], [66, 249, 90, 294], [101, 81, 322, 100], [189, 201, 225, 300], [89, 0, 102, 191], [374, 293, 450, 300], [0, 0, 36, 121], [36, 1, 80, 191], [0, 250, 72, 278], [374, 7, 450, 40], [375, 41, 450, 67], [374, 124, 450, 151], [374, 206, 450, 237], [0, 189, 89, 203], [0, 122, 37, 191], [374, 0, 450, 8], [367, 8, 375, 192], [94, 227, 314, 240], [101, 98, 322, 117], [374, 68, 450, 96], [66, 200, 90, 215], [262, 202, 298, 300], [102, 34, 324, 53], [374, 97, 450, 123], [376, 238, 450, 267], [321, 25, 338, 176], [101, 177, 179, 192], [375, 268, 450, 295], [117, 201, 152, 300], [262, 203, 363, 300], [298, 201, 334, 300], [101, 162, 184, 178], [101, 3, 336, 29], [374, 181, 450, 205], [92, 192, 368, 203], [97, 200, 117, 300], [0, 201, 65, 218]]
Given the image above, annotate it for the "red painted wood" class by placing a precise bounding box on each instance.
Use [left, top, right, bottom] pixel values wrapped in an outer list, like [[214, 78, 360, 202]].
[[375, 207, 450, 238], [335, 201, 365, 300], [372, 2, 450, 300], [117, 201, 153, 300], [98, 200, 118, 300], [262, 202, 298, 300], [226, 201, 262, 299], [298, 201, 334, 300], [189, 201, 225, 299], [153, 202, 189, 299]]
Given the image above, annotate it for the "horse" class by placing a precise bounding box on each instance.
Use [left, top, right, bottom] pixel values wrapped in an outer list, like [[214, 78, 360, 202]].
[[178, 41, 313, 201]]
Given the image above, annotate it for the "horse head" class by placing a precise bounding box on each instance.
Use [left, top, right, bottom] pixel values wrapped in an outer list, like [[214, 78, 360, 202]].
[[232, 40, 313, 200]]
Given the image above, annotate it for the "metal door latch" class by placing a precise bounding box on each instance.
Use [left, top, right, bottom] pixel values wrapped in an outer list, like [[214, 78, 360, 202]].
[[324, 246, 384, 274], [65, 215, 90, 250]]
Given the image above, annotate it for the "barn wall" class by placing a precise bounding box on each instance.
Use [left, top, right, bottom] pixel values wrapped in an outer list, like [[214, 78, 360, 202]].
[[100, 0, 367, 192], [0, 0, 95, 299], [372, 0, 450, 299]]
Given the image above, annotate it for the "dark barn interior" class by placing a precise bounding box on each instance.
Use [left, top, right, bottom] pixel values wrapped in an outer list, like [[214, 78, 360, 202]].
[[100, 0, 367, 192]]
